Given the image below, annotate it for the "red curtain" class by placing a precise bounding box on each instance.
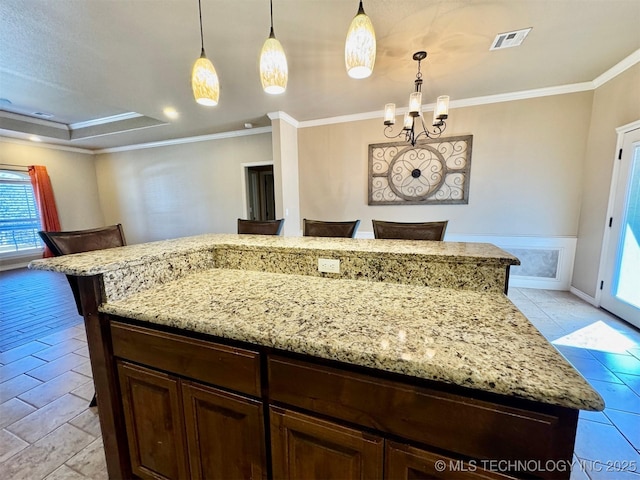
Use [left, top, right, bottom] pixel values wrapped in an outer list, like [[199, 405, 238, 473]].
[[29, 165, 61, 258]]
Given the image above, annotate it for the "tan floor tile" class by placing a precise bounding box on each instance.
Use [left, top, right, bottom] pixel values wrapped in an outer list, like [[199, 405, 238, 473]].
[[71, 361, 93, 378], [0, 428, 29, 463], [43, 464, 87, 480], [0, 374, 42, 404], [37, 327, 82, 346], [26, 353, 89, 382], [0, 398, 36, 429], [0, 356, 46, 382], [70, 382, 95, 403], [18, 371, 93, 408], [6, 394, 89, 443], [73, 345, 90, 359], [0, 423, 94, 480], [32, 339, 87, 362], [65, 438, 107, 480], [69, 407, 102, 438], [0, 341, 49, 365]]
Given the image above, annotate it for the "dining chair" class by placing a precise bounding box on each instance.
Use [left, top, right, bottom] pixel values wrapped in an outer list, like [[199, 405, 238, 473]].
[[237, 218, 285, 235], [38, 223, 127, 408], [372, 220, 448, 241], [303, 219, 360, 238]]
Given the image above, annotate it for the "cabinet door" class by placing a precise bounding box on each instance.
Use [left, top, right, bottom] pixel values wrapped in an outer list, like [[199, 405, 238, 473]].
[[385, 441, 516, 480], [117, 361, 189, 480], [182, 381, 266, 479], [270, 406, 384, 480]]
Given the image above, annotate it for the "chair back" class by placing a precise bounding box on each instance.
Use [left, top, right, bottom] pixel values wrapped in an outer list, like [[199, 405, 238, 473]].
[[372, 220, 448, 241], [303, 219, 360, 238], [38, 224, 127, 315], [237, 219, 284, 235]]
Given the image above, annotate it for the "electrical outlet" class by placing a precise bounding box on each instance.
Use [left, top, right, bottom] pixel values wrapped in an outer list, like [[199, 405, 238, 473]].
[[318, 258, 340, 274]]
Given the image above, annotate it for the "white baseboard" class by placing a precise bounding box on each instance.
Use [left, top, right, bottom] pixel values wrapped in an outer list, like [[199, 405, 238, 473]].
[[569, 286, 599, 306]]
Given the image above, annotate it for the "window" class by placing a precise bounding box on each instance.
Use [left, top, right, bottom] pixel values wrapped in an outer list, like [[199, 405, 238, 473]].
[[0, 170, 43, 254]]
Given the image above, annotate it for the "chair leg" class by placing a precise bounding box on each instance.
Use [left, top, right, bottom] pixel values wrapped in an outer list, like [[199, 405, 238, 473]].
[[89, 393, 97, 407]]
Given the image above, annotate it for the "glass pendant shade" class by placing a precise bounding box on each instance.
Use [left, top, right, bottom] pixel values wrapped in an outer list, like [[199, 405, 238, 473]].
[[409, 92, 422, 117], [384, 103, 396, 125], [260, 34, 288, 94], [403, 112, 413, 130], [345, 2, 376, 79], [191, 52, 219, 106]]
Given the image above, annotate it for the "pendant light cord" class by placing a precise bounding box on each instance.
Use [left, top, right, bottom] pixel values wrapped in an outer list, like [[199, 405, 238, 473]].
[[198, 0, 205, 55], [269, 0, 275, 38]]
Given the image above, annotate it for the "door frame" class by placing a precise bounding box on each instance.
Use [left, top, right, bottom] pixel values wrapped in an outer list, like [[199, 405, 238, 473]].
[[595, 119, 640, 315], [240, 161, 274, 221]]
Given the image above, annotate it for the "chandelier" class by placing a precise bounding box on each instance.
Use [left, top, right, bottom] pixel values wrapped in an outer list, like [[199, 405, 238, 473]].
[[383, 51, 450, 146]]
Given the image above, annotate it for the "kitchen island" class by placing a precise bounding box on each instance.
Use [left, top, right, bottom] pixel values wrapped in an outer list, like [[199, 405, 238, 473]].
[[29, 234, 603, 480]]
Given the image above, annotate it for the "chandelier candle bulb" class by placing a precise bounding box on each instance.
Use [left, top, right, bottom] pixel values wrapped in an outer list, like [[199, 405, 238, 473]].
[[384, 104, 396, 125], [403, 112, 412, 130], [435, 95, 450, 120], [409, 92, 422, 117]]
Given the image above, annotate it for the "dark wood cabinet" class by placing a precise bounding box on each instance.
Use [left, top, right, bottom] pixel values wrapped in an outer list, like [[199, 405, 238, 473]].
[[117, 357, 266, 480], [270, 406, 384, 479], [117, 361, 190, 480], [182, 381, 266, 480], [108, 320, 576, 480], [385, 441, 516, 480]]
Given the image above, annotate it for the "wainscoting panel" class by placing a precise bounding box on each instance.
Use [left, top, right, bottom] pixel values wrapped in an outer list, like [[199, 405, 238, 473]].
[[441, 235, 576, 290]]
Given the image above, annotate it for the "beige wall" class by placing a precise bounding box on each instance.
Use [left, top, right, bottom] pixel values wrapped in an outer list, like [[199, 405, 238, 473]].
[[0, 140, 103, 230], [298, 92, 593, 237], [94, 133, 272, 244], [572, 63, 640, 297]]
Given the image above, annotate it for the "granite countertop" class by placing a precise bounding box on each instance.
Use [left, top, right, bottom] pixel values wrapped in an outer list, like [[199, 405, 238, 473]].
[[100, 268, 604, 412], [28, 233, 519, 276]]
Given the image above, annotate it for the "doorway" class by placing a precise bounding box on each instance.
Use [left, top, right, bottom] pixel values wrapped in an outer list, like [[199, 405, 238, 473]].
[[600, 124, 640, 328], [245, 165, 276, 221]]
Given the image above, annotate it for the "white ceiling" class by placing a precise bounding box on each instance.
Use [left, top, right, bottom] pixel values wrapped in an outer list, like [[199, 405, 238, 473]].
[[1, 0, 639, 151]]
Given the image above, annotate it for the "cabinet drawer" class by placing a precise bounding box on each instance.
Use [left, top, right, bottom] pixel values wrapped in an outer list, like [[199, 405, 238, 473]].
[[111, 321, 261, 397], [268, 356, 577, 464]]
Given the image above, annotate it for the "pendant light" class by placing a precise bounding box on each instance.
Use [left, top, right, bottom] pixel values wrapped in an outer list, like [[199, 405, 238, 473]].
[[344, 0, 376, 79], [191, 0, 219, 106], [260, 0, 288, 94]]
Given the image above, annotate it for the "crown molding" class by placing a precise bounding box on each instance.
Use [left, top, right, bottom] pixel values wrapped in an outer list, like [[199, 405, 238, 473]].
[[0, 134, 94, 154], [70, 112, 143, 129], [95, 126, 272, 154], [267, 111, 299, 128], [593, 48, 640, 88]]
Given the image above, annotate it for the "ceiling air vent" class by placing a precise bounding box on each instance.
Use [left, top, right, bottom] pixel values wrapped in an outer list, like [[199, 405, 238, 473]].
[[490, 28, 532, 50]]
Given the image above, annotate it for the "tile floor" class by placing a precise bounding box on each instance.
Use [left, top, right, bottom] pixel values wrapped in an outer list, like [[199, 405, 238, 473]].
[[0, 268, 639, 479]]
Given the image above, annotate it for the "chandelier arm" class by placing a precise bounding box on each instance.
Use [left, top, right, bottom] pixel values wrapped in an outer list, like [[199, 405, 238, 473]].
[[383, 125, 407, 141]]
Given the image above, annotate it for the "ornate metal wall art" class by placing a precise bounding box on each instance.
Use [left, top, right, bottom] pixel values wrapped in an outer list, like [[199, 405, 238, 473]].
[[368, 135, 472, 205]]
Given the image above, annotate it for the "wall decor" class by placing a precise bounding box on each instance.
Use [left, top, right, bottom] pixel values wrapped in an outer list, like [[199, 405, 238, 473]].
[[368, 135, 472, 205]]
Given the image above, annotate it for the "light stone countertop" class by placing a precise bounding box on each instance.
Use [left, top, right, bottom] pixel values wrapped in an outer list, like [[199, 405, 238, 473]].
[[100, 268, 604, 412], [28, 233, 519, 276]]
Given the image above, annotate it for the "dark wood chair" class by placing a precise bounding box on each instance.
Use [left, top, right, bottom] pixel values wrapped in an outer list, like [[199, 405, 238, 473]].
[[372, 220, 448, 241], [303, 219, 360, 238], [38, 224, 126, 408], [237, 218, 284, 235]]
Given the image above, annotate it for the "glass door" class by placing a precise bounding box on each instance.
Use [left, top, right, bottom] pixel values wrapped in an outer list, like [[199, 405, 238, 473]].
[[600, 126, 640, 328]]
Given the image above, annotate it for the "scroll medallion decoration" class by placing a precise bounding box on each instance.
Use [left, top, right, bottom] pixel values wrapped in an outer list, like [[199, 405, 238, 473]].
[[368, 135, 472, 205]]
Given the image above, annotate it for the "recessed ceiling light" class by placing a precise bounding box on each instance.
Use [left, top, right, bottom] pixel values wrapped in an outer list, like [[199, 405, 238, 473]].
[[29, 135, 42, 142], [32, 112, 54, 118], [0, 98, 12, 105], [163, 107, 179, 119], [244, 123, 253, 129]]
